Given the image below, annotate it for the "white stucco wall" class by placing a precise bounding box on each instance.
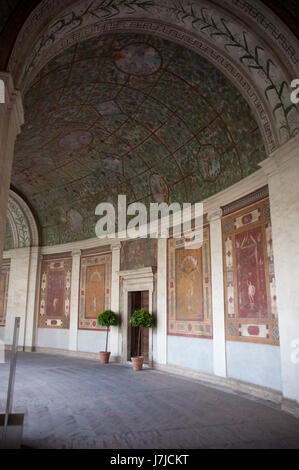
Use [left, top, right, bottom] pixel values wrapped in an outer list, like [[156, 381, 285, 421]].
[[226, 341, 282, 391], [77, 330, 107, 353], [167, 336, 213, 373], [261, 138, 299, 403], [37, 328, 69, 350], [4, 248, 30, 348], [0, 327, 4, 342]]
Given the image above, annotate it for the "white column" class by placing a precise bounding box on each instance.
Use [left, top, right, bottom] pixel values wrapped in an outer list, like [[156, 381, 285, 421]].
[[156, 238, 167, 364], [208, 208, 227, 377], [4, 248, 30, 348], [260, 135, 299, 408], [68, 249, 81, 351], [24, 246, 40, 350], [0, 72, 24, 264], [109, 241, 121, 359]]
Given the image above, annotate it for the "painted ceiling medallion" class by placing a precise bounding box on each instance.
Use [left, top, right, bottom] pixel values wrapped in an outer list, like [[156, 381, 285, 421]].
[[59, 130, 92, 150], [114, 43, 162, 76]]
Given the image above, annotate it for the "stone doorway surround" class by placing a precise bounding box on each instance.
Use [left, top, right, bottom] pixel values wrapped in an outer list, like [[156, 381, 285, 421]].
[[119, 267, 155, 366]]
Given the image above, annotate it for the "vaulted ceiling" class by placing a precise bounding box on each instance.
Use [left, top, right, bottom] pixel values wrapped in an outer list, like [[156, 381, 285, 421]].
[[10, 32, 267, 245]]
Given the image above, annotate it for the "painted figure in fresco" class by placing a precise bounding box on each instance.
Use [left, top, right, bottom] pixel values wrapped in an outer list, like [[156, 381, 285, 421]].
[[247, 280, 256, 308], [66, 209, 83, 233], [150, 172, 169, 203], [199, 146, 221, 181], [85, 270, 104, 319], [180, 255, 201, 314], [53, 297, 58, 312]]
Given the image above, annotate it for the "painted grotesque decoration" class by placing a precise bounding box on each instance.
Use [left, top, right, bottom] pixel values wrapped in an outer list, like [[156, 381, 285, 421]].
[[79, 252, 111, 330], [120, 239, 157, 271], [167, 226, 212, 338], [0, 260, 10, 327], [38, 256, 72, 328], [12, 33, 266, 246], [222, 198, 279, 345]]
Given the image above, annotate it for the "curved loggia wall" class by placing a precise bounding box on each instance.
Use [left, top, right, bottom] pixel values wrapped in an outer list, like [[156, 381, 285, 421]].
[[2, 168, 283, 397], [226, 341, 282, 391]]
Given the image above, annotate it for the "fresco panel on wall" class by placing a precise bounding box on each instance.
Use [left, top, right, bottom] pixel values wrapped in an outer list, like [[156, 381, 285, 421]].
[[39, 256, 72, 329], [167, 225, 212, 338], [222, 198, 279, 345], [78, 252, 111, 330]]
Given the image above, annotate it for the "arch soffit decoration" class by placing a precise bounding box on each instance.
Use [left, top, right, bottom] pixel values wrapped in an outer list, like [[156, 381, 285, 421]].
[[7, 0, 299, 156], [5, 190, 39, 249]]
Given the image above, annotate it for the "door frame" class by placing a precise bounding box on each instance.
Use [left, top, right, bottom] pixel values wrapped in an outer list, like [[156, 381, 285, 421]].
[[119, 267, 154, 365]]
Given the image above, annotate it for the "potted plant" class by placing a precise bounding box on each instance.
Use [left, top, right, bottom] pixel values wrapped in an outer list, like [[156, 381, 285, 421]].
[[129, 308, 154, 371], [97, 310, 118, 364]]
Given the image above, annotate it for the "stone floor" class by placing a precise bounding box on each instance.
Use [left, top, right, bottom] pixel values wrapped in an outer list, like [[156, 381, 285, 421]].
[[0, 352, 299, 449]]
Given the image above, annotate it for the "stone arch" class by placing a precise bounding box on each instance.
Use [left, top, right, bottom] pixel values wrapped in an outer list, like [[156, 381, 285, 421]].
[[6, 0, 299, 155], [4, 190, 39, 250]]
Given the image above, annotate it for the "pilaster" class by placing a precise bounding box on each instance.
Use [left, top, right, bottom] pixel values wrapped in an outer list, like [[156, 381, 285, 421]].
[[156, 238, 167, 365], [0, 72, 24, 264], [109, 241, 121, 358], [68, 249, 81, 351], [207, 208, 227, 378], [260, 135, 299, 404]]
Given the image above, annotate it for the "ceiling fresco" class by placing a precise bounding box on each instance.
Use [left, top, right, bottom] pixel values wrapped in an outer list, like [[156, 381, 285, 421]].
[[11, 33, 266, 246]]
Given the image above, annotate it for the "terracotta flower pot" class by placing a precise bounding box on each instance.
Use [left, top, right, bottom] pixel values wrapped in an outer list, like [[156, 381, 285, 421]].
[[131, 356, 144, 371], [99, 351, 111, 364]]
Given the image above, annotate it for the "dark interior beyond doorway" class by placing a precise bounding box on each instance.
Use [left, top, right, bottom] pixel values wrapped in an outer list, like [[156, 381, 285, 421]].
[[129, 291, 149, 363]]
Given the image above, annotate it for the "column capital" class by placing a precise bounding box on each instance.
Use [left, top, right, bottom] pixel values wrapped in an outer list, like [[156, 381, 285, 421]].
[[207, 208, 223, 223], [71, 248, 81, 258], [0, 71, 24, 136], [111, 240, 122, 251]]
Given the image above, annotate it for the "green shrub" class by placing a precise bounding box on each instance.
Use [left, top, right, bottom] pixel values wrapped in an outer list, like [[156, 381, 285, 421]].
[[129, 309, 154, 357], [97, 310, 118, 352], [97, 310, 118, 327]]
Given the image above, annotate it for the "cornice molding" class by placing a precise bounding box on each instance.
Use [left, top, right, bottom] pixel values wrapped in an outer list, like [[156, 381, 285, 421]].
[[260, 134, 299, 177]]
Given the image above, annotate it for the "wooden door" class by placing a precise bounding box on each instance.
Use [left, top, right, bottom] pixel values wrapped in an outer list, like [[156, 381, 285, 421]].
[[130, 291, 149, 362]]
